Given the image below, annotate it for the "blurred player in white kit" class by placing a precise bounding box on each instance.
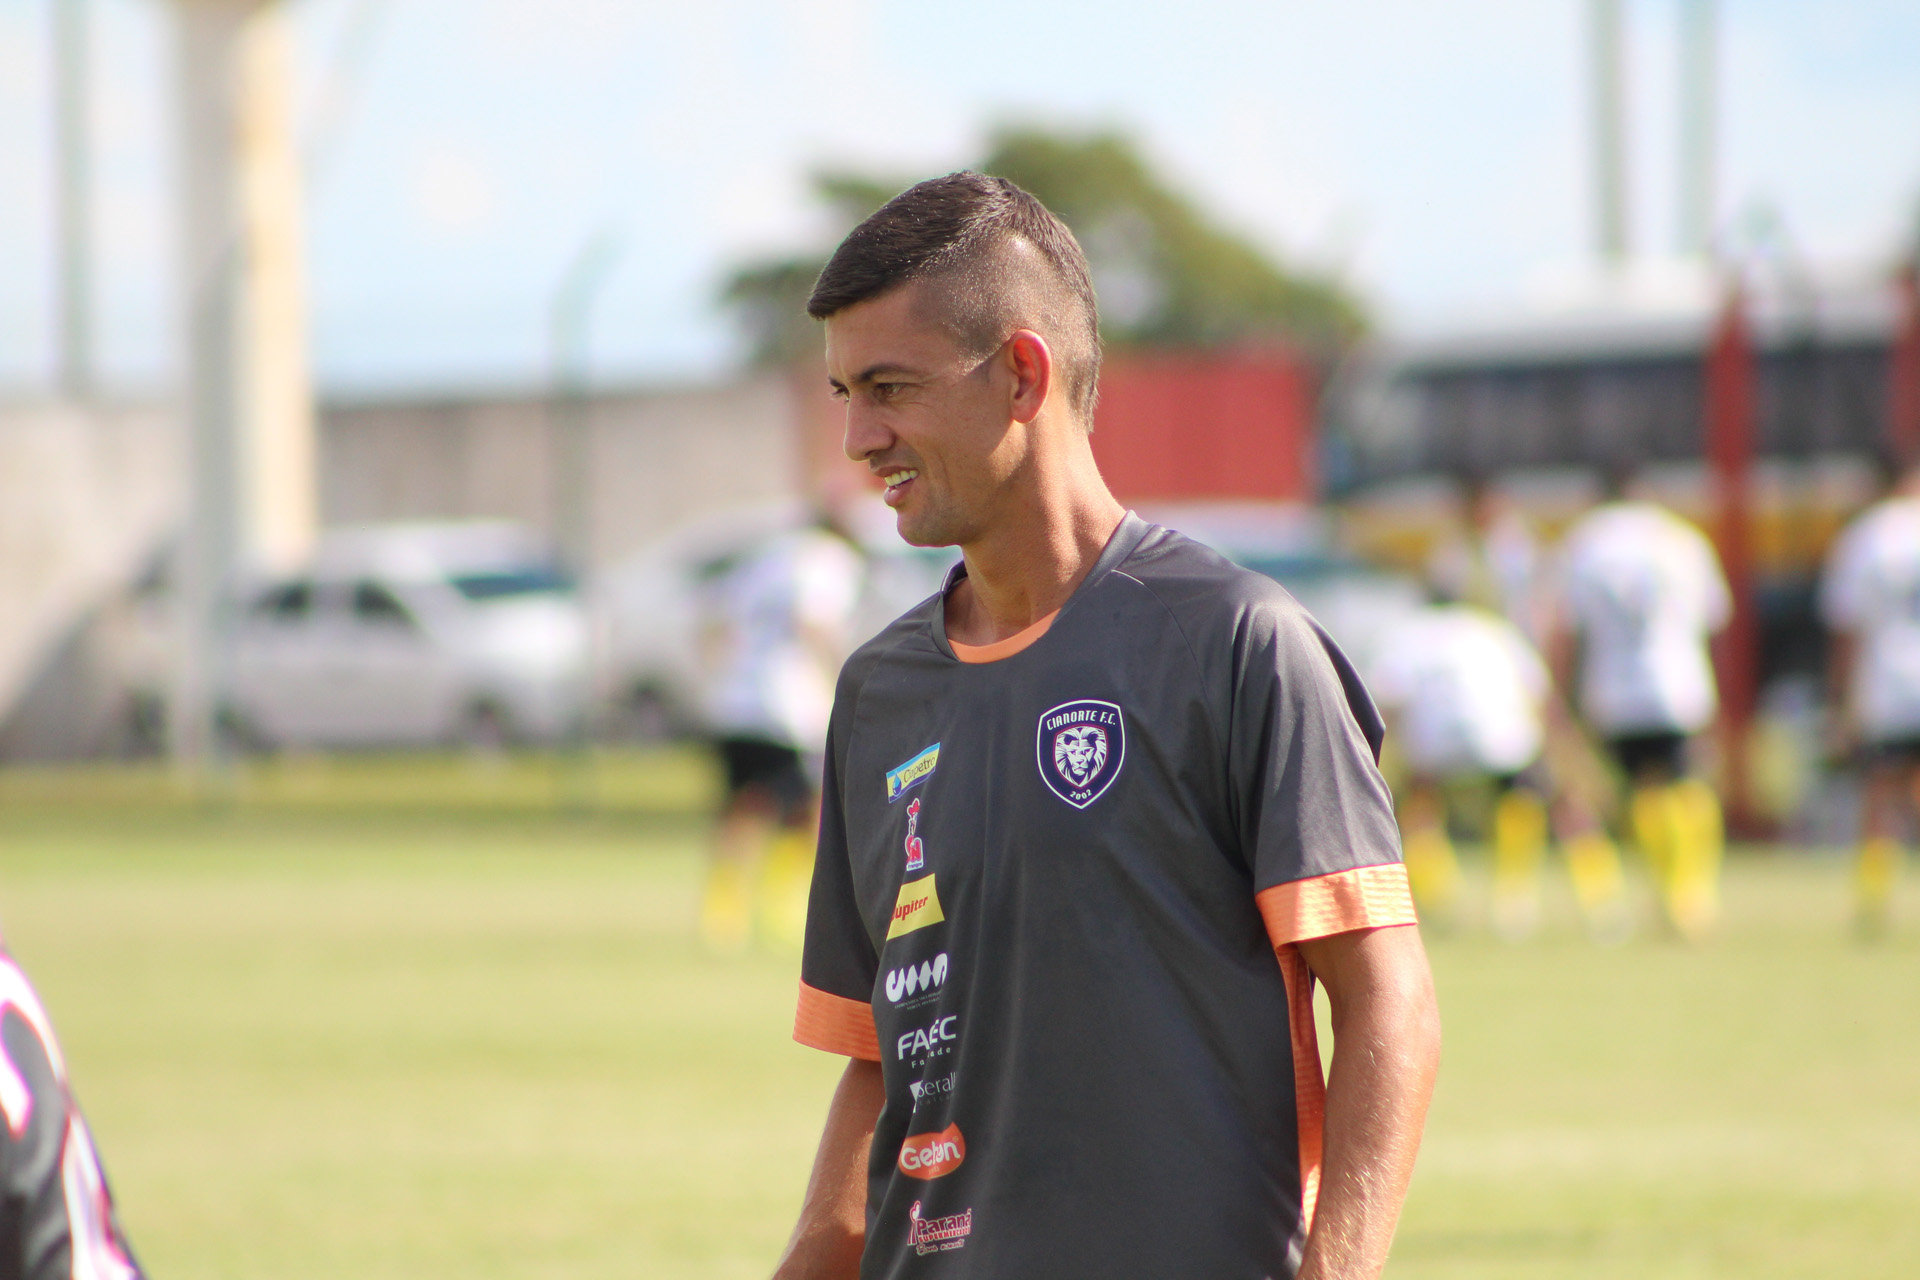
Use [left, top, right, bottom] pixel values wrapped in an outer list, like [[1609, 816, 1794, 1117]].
[[1413, 480, 1629, 940], [1555, 468, 1732, 941], [1820, 451, 1920, 935], [1371, 591, 1628, 941], [1427, 474, 1550, 642], [1370, 595, 1550, 935], [698, 514, 865, 950]]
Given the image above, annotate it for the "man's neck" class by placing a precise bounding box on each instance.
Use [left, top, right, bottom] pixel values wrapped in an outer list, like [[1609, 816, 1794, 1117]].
[[945, 458, 1126, 648]]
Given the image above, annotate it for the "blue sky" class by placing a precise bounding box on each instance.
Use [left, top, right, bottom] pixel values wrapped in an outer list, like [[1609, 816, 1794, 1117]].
[[2, 0, 1917, 395]]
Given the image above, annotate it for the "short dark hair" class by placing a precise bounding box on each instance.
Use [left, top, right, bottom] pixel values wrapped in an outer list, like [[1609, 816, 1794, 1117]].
[[808, 172, 1102, 423]]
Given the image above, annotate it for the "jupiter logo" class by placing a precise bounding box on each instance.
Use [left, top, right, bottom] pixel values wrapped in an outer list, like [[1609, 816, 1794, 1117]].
[[897, 1123, 966, 1179], [886, 875, 945, 939]]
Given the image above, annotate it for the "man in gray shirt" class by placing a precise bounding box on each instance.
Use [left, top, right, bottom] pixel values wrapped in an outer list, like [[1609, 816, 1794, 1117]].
[[777, 172, 1440, 1280]]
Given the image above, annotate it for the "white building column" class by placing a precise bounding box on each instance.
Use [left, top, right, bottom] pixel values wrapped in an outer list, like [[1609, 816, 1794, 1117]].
[[169, 0, 315, 767]]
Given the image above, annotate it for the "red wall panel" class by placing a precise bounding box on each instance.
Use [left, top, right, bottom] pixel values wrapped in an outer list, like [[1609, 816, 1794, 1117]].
[[1090, 350, 1315, 503]]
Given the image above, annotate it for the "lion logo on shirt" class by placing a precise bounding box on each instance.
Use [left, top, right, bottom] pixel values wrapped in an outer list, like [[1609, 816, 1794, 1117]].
[[1054, 725, 1107, 787], [1036, 699, 1125, 808]]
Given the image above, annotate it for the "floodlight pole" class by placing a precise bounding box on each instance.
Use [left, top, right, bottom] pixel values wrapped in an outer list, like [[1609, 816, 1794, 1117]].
[[1677, 0, 1718, 259], [168, 0, 317, 783], [1891, 265, 1920, 469], [52, 0, 93, 400], [1589, 0, 1630, 268], [1705, 282, 1760, 836], [548, 230, 622, 800]]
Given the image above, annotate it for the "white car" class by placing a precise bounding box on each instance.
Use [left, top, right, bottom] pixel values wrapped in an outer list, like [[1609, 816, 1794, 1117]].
[[226, 522, 587, 749]]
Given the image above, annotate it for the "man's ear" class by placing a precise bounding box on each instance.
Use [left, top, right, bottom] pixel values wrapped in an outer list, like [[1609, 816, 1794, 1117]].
[[1005, 330, 1054, 425]]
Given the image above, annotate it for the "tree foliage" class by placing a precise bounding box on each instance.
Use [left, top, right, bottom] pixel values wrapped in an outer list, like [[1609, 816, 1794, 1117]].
[[721, 127, 1367, 366]]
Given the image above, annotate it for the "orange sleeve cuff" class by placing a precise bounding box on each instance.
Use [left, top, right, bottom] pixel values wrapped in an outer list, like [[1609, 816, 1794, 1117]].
[[794, 981, 882, 1060], [1256, 863, 1417, 948]]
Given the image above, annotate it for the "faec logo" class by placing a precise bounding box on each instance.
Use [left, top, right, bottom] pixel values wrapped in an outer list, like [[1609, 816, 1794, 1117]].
[[885, 952, 949, 1003], [897, 1014, 958, 1062], [886, 875, 944, 940], [897, 1123, 966, 1179], [1036, 699, 1126, 808]]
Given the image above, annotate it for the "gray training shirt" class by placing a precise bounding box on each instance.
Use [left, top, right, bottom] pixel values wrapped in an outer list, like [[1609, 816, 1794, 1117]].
[[795, 513, 1416, 1279]]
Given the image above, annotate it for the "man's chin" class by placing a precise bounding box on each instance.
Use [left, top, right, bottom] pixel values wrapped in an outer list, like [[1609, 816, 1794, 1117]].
[[895, 509, 963, 550]]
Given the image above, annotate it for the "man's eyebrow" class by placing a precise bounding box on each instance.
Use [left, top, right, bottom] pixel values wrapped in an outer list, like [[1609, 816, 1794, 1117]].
[[849, 362, 920, 386]]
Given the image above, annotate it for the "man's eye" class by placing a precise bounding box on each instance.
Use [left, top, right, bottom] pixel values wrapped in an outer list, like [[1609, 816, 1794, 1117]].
[[872, 383, 901, 400]]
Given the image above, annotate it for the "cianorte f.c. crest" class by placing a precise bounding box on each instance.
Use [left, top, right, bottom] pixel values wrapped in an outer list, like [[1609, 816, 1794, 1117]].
[[1036, 699, 1125, 808]]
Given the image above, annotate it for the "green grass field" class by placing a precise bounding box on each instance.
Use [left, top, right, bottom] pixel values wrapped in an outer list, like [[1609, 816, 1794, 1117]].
[[0, 753, 1914, 1278]]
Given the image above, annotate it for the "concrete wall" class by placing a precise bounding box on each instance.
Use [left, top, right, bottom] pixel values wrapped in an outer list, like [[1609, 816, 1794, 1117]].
[[0, 399, 180, 735], [320, 373, 801, 568], [0, 375, 801, 758]]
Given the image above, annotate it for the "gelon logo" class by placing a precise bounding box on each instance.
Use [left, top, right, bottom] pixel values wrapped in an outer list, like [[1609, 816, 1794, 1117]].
[[885, 952, 948, 1003], [898, 1124, 966, 1179], [1036, 699, 1126, 808], [886, 743, 940, 802], [886, 875, 945, 939]]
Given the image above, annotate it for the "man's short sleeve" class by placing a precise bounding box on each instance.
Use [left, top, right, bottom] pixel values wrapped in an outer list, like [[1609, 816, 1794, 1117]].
[[1228, 601, 1416, 949], [794, 716, 882, 1060]]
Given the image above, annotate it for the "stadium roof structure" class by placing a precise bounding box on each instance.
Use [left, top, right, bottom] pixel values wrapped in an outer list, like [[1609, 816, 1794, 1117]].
[[1326, 258, 1909, 490], [1383, 259, 1901, 372]]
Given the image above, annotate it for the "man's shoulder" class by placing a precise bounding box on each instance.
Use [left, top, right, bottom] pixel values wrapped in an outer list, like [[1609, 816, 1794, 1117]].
[[1112, 522, 1308, 630], [837, 590, 942, 692]]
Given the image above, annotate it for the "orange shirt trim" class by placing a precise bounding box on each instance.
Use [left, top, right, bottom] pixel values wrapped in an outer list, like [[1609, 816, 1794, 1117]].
[[793, 981, 881, 1061], [1259, 864, 1418, 1234], [949, 611, 1058, 664], [1255, 862, 1417, 948], [1275, 945, 1325, 1233]]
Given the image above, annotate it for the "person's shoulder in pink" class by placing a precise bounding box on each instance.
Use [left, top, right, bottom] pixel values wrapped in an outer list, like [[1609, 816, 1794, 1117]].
[[0, 944, 144, 1280]]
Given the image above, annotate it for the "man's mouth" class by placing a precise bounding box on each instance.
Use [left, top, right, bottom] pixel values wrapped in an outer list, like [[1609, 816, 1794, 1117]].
[[881, 468, 919, 505]]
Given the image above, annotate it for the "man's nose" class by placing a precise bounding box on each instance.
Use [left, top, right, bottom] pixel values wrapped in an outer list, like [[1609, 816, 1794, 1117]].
[[843, 400, 893, 462]]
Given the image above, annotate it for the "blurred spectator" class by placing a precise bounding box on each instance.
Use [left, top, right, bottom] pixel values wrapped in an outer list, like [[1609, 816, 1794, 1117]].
[[696, 512, 865, 951], [0, 940, 144, 1279], [1554, 466, 1732, 941], [1427, 474, 1549, 642], [1371, 590, 1629, 942], [1370, 595, 1549, 935], [1819, 451, 1920, 936]]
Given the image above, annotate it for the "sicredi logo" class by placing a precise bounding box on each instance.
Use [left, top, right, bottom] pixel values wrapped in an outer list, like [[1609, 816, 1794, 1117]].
[[886, 743, 940, 802], [897, 1123, 966, 1179], [886, 875, 944, 940], [885, 953, 949, 1003], [897, 1014, 958, 1062]]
